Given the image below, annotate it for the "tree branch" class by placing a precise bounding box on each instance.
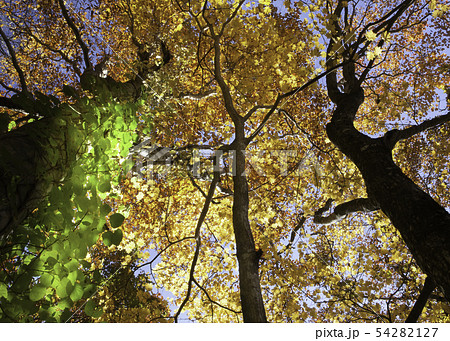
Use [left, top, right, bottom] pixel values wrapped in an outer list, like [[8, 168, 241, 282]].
[[0, 96, 31, 115], [57, 0, 92, 70], [0, 79, 20, 94], [383, 111, 450, 150], [174, 170, 220, 322], [148, 40, 172, 74], [25, 26, 82, 76], [354, 0, 415, 49], [0, 26, 28, 93], [192, 278, 242, 315], [314, 198, 380, 225], [325, 1, 344, 104], [218, 0, 245, 37], [245, 95, 282, 144], [326, 0, 416, 98], [177, 89, 216, 100], [245, 61, 346, 144], [243, 105, 274, 122], [79, 40, 170, 101], [202, 3, 241, 125], [134, 236, 195, 271], [405, 276, 436, 323], [279, 215, 306, 255]]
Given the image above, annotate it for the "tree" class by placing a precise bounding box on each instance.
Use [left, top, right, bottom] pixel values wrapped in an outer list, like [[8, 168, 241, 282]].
[[0, 0, 171, 321], [1, 0, 449, 323], [323, 0, 450, 306]]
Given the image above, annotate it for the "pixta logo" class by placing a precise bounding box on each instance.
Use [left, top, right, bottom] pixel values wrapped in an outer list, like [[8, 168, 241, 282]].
[[127, 140, 315, 180]]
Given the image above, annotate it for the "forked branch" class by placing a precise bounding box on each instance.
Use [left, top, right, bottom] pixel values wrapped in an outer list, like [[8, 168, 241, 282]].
[[193, 278, 242, 315], [245, 62, 345, 144], [202, 1, 241, 125]]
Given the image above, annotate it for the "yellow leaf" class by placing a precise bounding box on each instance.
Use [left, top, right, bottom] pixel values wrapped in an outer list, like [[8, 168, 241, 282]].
[[174, 23, 183, 32], [365, 30, 377, 41], [373, 46, 383, 57]]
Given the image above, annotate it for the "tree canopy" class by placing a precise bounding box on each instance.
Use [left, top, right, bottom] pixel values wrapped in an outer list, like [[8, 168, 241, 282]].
[[0, 0, 449, 323]]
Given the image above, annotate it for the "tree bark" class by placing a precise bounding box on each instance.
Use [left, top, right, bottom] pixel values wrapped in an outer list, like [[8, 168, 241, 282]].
[[0, 117, 66, 237], [0, 38, 171, 238], [0, 127, 39, 236], [326, 88, 450, 301], [232, 140, 267, 322]]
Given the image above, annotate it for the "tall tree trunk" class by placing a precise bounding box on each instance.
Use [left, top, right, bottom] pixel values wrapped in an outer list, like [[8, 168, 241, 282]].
[[232, 140, 267, 322], [326, 88, 450, 301]]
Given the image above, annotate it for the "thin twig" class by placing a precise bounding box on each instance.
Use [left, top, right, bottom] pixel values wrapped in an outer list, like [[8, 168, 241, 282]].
[[193, 277, 242, 315]]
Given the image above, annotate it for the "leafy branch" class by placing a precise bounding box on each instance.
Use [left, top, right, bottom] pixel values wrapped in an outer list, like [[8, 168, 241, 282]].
[[192, 278, 242, 315]]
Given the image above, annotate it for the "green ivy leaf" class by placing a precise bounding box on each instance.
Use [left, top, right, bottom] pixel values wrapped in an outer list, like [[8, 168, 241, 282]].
[[55, 278, 73, 298], [74, 245, 88, 259], [111, 229, 123, 246], [109, 213, 125, 228], [100, 203, 112, 216], [57, 297, 73, 311], [98, 180, 111, 193], [13, 274, 32, 292], [0, 282, 7, 298], [40, 273, 53, 287], [69, 284, 83, 302], [29, 285, 47, 302], [102, 231, 114, 247], [85, 300, 103, 318], [64, 259, 79, 273], [102, 228, 123, 246]]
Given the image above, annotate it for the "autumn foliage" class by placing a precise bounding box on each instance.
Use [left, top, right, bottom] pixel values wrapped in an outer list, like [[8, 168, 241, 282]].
[[0, 0, 449, 323]]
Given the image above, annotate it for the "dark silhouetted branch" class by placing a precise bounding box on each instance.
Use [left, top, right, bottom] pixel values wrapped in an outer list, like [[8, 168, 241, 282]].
[[57, 0, 92, 70], [405, 276, 436, 323], [314, 198, 380, 225], [193, 278, 242, 315], [383, 111, 450, 150], [0, 26, 28, 93], [0, 96, 31, 115]]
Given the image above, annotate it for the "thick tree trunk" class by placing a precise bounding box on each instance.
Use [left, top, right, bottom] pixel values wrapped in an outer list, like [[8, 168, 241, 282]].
[[0, 58, 161, 238], [0, 118, 70, 238], [0, 128, 39, 236], [232, 141, 267, 322], [0, 118, 65, 237], [326, 89, 450, 301]]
